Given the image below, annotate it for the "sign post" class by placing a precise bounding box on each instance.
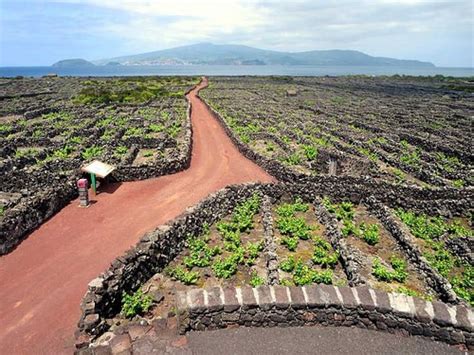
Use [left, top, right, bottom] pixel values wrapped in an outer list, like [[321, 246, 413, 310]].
[[90, 173, 97, 194]]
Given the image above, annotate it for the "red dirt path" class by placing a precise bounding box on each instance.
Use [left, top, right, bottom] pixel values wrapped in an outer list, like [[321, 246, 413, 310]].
[[0, 79, 275, 354]]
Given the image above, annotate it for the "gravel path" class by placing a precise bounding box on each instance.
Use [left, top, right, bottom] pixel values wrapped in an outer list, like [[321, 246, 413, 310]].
[[187, 326, 466, 355]]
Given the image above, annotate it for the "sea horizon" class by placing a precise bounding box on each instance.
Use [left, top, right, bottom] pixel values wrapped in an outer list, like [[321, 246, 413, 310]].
[[1, 64, 473, 78]]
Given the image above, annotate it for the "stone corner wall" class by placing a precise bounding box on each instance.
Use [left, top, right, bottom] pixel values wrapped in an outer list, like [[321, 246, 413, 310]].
[[176, 285, 474, 349], [74, 182, 281, 350]]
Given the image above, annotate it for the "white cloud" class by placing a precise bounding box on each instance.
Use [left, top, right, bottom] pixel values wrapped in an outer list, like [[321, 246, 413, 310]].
[[3, 0, 472, 66]]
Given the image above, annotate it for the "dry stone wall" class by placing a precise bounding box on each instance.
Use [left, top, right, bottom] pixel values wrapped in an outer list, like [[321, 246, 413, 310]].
[[202, 96, 473, 217], [177, 285, 474, 349]]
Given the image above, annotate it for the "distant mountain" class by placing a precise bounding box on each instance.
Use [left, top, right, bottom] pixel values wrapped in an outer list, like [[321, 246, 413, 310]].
[[93, 43, 435, 67], [52, 59, 95, 67]]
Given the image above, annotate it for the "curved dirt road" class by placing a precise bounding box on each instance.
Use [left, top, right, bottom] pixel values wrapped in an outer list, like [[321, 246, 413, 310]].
[[0, 79, 275, 354]]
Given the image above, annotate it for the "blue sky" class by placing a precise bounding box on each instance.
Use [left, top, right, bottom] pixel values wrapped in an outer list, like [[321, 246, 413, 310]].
[[0, 0, 472, 67]]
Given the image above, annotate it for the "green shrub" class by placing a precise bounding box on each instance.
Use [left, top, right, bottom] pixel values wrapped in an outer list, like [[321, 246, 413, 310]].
[[69, 136, 84, 145], [435, 152, 460, 173], [372, 256, 408, 283], [50, 145, 74, 160], [82, 146, 103, 160], [301, 145, 318, 160], [312, 238, 339, 267], [15, 148, 40, 158], [276, 199, 309, 217], [451, 266, 474, 306], [341, 220, 358, 237], [165, 266, 199, 285], [281, 236, 298, 251], [244, 241, 264, 266], [452, 179, 465, 188], [292, 260, 333, 285], [280, 255, 296, 272], [277, 216, 313, 240], [114, 145, 128, 157], [217, 194, 260, 246], [285, 152, 301, 165], [400, 150, 420, 167], [359, 223, 380, 245], [249, 270, 265, 287], [183, 236, 220, 269], [121, 289, 153, 318], [424, 241, 455, 277], [212, 254, 240, 279], [123, 127, 144, 139], [0, 124, 12, 133], [149, 123, 164, 133], [280, 278, 293, 286], [395, 209, 472, 239]]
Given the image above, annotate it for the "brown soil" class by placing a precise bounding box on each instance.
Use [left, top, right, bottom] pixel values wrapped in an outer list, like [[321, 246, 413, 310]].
[[0, 78, 275, 354]]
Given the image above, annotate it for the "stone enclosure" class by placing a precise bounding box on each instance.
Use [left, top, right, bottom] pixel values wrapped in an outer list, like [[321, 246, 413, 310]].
[[1, 75, 472, 352], [0, 76, 198, 254]]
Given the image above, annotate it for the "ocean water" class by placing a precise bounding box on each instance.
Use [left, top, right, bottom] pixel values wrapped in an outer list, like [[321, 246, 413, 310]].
[[0, 65, 473, 78]]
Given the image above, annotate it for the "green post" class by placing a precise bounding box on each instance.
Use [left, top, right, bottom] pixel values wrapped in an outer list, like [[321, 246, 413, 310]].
[[90, 173, 96, 194]]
